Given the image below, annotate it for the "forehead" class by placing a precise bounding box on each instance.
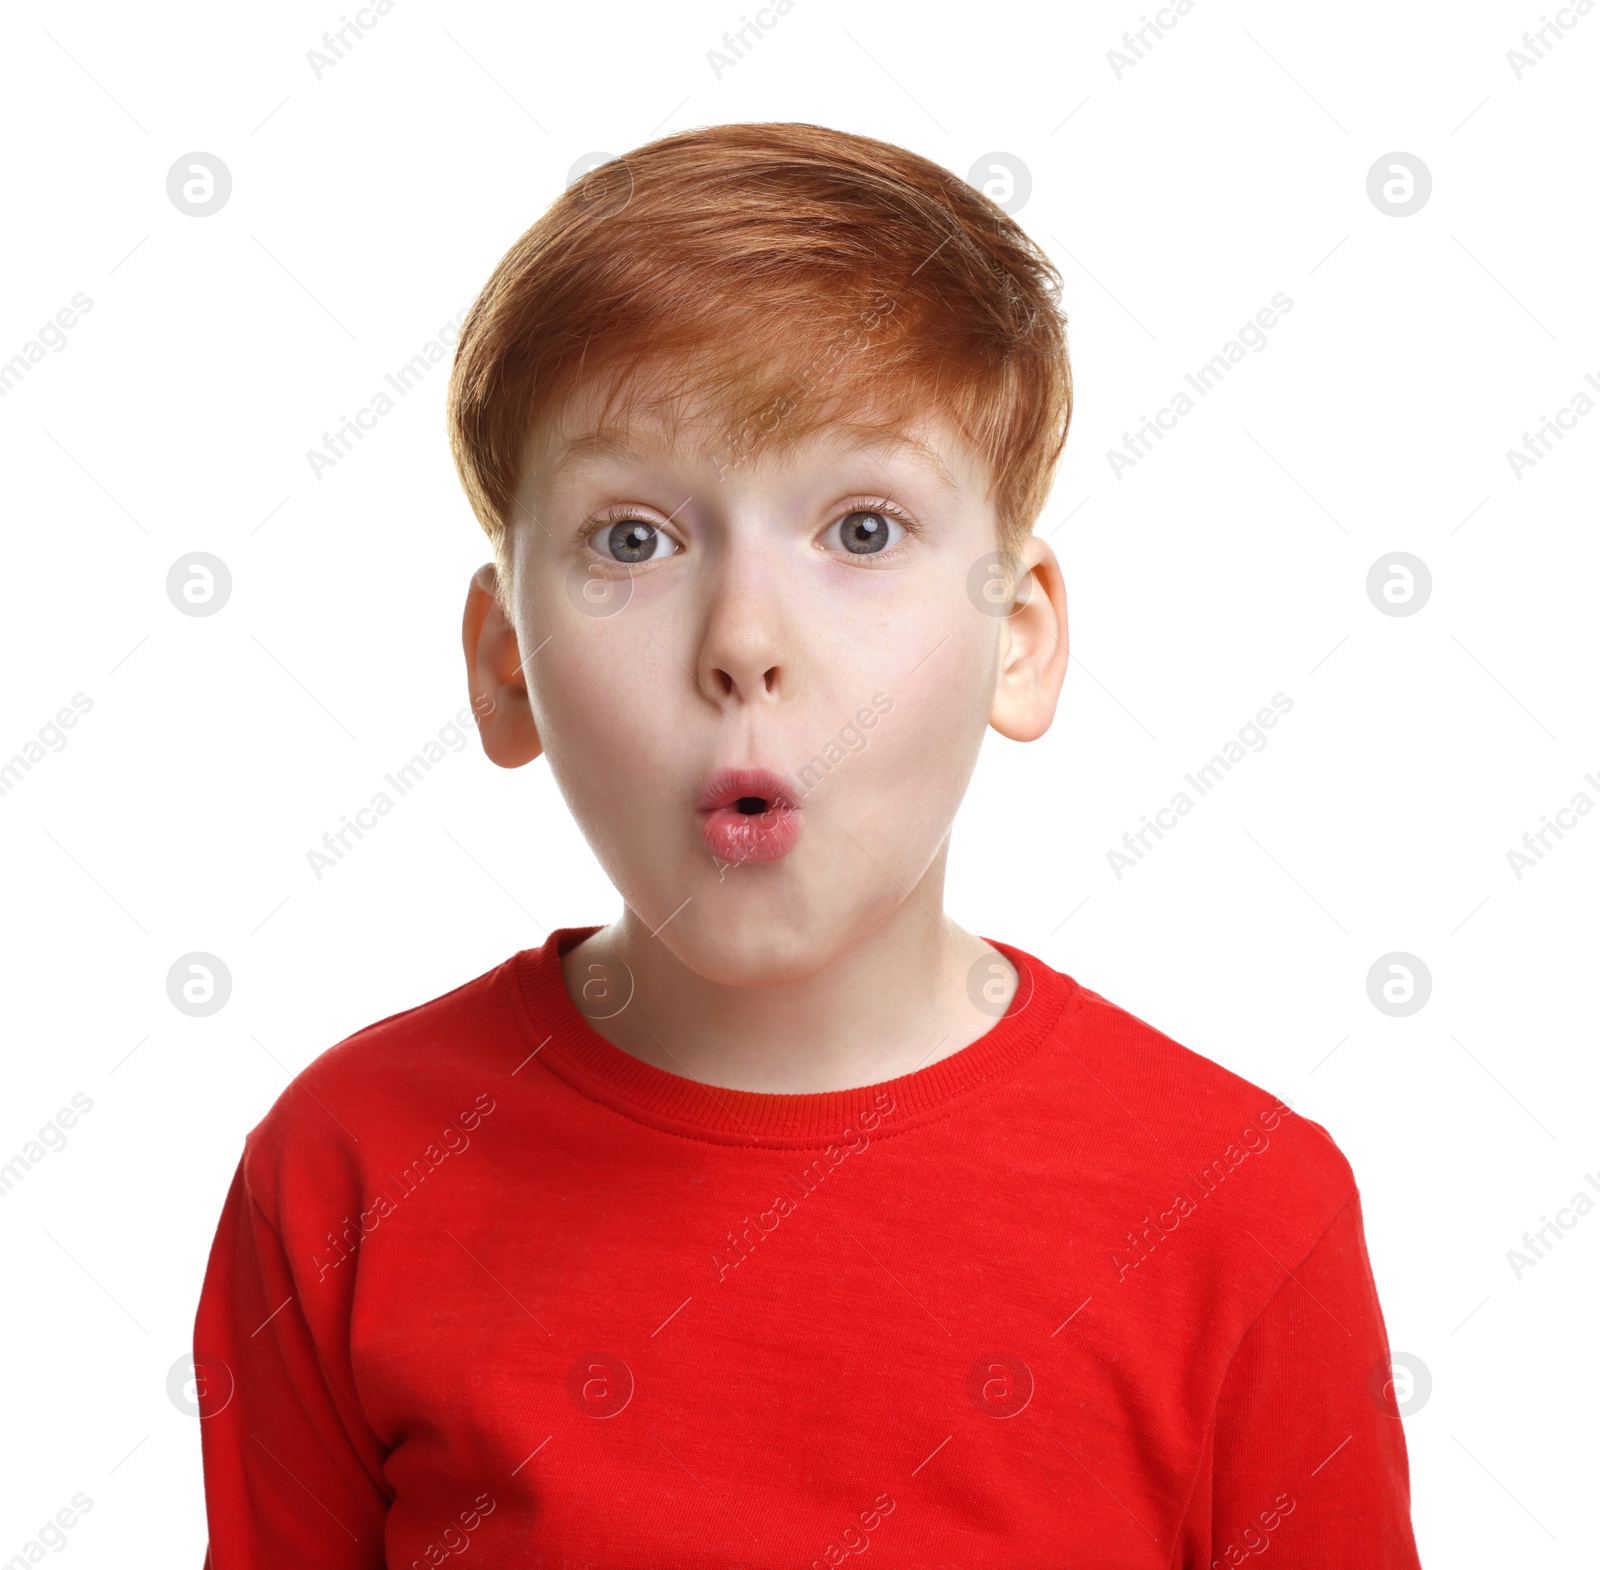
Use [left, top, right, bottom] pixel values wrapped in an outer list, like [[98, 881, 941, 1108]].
[[523, 364, 980, 504]]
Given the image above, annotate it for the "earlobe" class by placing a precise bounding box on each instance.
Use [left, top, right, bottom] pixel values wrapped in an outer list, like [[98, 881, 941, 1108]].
[[462, 563, 543, 767], [988, 537, 1069, 743]]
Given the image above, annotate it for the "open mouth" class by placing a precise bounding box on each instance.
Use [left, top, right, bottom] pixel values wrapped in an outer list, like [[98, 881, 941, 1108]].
[[696, 767, 803, 864]]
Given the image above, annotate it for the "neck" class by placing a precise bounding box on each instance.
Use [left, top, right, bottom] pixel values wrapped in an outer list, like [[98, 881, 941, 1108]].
[[560, 859, 1015, 1094]]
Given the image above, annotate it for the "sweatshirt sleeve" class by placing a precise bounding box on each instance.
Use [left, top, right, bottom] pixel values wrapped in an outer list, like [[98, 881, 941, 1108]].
[[1176, 1191, 1423, 1568], [193, 1159, 391, 1567]]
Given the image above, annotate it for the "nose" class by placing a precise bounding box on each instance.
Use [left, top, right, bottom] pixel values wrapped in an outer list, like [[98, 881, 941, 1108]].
[[694, 553, 785, 709]]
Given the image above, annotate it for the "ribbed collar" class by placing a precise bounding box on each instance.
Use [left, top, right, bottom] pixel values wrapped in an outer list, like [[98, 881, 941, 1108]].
[[502, 925, 1079, 1149]]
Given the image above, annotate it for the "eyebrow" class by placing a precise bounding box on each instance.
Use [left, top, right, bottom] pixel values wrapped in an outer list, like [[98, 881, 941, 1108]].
[[542, 430, 659, 482], [544, 423, 962, 498], [831, 426, 962, 499]]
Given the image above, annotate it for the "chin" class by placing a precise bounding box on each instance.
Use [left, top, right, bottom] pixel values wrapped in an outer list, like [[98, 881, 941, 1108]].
[[655, 886, 891, 990]]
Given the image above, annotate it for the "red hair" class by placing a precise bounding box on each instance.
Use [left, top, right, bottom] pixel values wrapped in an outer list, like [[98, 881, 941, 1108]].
[[447, 121, 1072, 571]]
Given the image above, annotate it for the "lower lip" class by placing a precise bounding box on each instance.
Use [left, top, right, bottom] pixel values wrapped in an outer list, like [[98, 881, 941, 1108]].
[[699, 803, 802, 863]]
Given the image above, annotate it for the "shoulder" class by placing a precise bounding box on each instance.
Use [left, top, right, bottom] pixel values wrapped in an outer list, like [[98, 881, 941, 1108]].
[[237, 951, 523, 1225], [1049, 973, 1357, 1249]]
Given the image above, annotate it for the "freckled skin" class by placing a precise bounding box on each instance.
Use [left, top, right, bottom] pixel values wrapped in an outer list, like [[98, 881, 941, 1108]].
[[462, 380, 1071, 1093]]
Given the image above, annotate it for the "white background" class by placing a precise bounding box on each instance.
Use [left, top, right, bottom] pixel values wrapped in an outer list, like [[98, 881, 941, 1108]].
[[1, 0, 1596, 1563]]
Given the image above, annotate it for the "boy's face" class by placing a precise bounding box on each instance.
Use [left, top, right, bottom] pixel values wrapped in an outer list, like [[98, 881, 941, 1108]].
[[464, 374, 1068, 986]]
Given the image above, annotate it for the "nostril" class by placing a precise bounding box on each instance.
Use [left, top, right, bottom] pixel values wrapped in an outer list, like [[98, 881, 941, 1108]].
[[735, 796, 767, 814]]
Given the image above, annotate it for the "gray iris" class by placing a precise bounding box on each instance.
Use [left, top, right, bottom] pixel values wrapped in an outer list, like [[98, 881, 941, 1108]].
[[608, 520, 658, 562], [841, 511, 888, 554]]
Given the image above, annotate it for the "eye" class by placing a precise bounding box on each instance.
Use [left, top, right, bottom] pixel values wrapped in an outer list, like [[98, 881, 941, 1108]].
[[825, 507, 907, 556], [594, 517, 679, 564]]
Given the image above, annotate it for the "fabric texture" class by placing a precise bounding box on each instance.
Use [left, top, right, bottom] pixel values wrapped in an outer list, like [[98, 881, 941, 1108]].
[[194, 926, 1422, 1568]]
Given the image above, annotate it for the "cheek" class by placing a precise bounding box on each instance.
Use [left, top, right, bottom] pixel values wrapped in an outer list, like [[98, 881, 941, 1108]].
[[528, 614, 688, 811], [824, 616, 997, 834], [521, 570, 998, 899]]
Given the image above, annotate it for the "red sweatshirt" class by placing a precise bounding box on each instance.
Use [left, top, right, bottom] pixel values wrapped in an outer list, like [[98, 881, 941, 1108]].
[[194, 927, 1422, 1569]]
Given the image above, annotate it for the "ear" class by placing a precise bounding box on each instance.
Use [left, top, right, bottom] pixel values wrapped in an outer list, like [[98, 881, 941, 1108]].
[[988, 535, 1069, 743], [462, 563, 542, 767]]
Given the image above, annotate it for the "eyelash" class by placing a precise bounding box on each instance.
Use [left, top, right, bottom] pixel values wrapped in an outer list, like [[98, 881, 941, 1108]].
[[823, 497, 923, 560], [576, 498, 924, 562], [575, 505, 678, 557]]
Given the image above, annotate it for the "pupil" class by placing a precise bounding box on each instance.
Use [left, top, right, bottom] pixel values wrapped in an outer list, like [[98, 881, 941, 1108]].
[[608, 520, 657, 562], [735, 796, 766, 814], [842, 511, 887, 554]]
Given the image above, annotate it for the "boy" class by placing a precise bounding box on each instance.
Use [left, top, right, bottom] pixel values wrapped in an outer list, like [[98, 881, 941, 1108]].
[[195, 122, 1422, 1567]]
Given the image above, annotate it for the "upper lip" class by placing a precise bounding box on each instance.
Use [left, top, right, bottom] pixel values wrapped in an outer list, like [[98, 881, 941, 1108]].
[[696, 766, 801, 813]]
